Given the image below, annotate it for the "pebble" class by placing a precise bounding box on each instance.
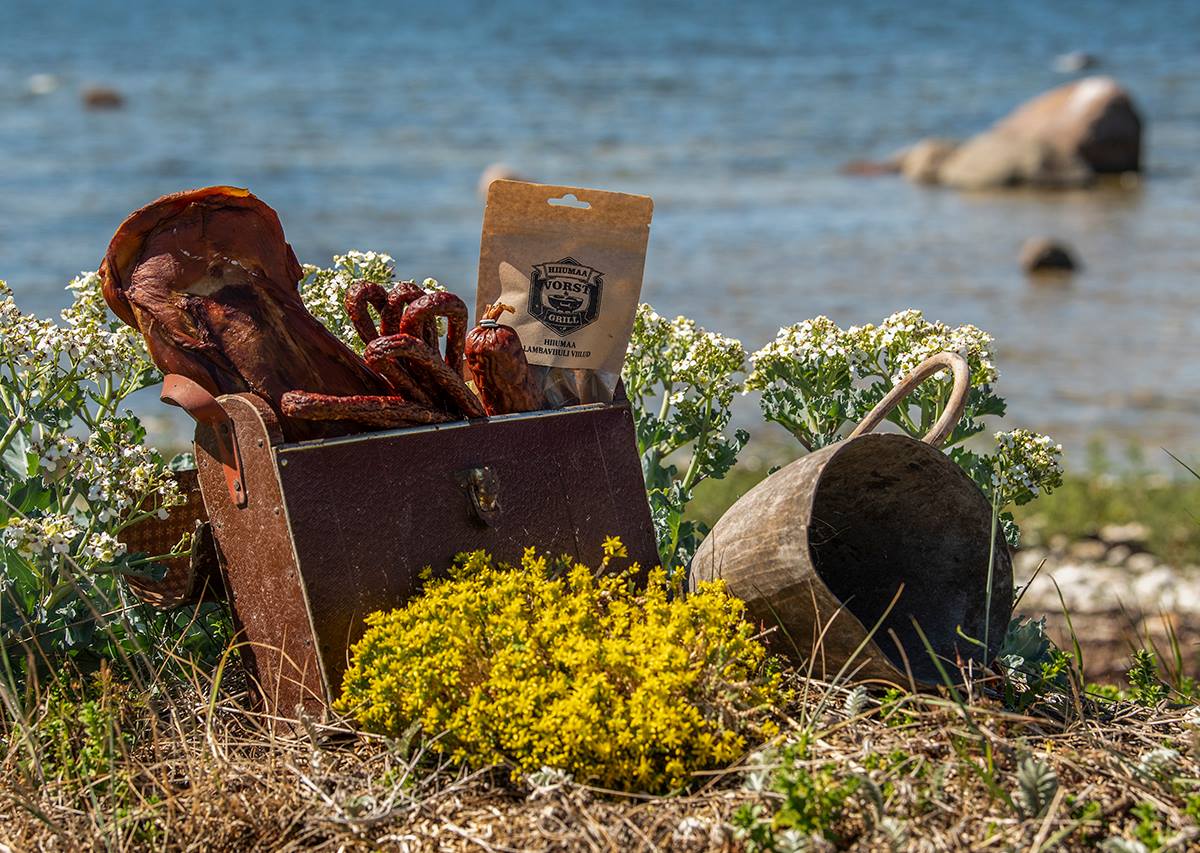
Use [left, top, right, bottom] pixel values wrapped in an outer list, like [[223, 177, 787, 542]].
[[1099, 522, 1149, 546], [1048, 534, 1071, 554], [1125, 552, 1158, 573], [1132, 567, 1180, 611], [1105, 544, 1133, 566], [1019, 554, 1200, 615], [1067, 539, 1108, 562]]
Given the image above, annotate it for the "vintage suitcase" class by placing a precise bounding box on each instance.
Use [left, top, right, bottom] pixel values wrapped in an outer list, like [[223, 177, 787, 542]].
[[159, 374, 658, 717]]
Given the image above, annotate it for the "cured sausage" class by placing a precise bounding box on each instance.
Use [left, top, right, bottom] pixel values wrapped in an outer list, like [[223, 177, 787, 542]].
[[465, 303, 545, 415], [365, 333, 485, 420], [398, 292, 469, 374], [281, 391, 454, 428]]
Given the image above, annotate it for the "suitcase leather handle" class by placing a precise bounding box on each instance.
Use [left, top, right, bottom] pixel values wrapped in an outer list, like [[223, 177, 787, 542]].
[[161, 374, 248, 507]]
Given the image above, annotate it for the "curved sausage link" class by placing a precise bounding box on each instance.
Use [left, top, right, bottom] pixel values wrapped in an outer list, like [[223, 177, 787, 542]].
[[282, 391, 454, 428], [370, 355, 435, 408], [381, 281, 439, 352], [345, 280, 390, 345], [398, 292, 469, 375], [365, 333, 485, 420], [345, 280, 432, 404]]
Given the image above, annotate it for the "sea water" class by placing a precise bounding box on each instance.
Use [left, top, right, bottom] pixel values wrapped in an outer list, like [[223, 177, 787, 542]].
[[1, 0, 1198, 461]]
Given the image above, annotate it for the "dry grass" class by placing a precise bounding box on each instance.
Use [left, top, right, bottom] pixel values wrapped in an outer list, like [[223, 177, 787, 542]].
[[2, 657, 1198, 852]]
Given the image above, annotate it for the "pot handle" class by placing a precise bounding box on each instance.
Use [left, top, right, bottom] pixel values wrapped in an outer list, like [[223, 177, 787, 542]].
[[846, 352, 970, 449]]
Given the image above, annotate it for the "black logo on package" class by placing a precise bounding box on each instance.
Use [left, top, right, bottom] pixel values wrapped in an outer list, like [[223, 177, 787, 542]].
[[528, 257, 603, 337]]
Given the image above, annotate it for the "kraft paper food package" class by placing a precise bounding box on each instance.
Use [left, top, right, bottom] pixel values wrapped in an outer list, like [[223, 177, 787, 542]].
[[476, 180, 653, 406]]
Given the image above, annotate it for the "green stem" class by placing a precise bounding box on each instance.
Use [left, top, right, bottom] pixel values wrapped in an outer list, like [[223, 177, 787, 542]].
[[642, 381, 675, 477], [0, 415, 26, 461], [126, 548, 189, 567], [664, 394, 714, 575]]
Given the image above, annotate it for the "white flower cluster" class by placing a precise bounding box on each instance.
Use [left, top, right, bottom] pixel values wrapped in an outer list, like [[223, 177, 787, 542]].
[[1, 274, 154, 389], [626, 304, 747, 407], [0, 281, 60, 372], [2, 514, 127, 567], [991, 429, 1064, 505], [30, 418, 183, 523], [744, 315, 846, 390], [299, 251, 445, 352], [2, 513, 80, 559], [79, 531, 127, 563], [669, 319, 747, 409], [871, 309, 997, 386], [748, 309, 997, 391], [33, 434, 82, 482], [60, 271, 155, 379]]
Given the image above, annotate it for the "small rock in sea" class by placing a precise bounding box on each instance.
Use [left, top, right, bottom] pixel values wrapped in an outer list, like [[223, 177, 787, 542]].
[[478, 163, 527, 196], [840, 158, 900, 177], [27, 73, 59, 96], [1054, 51, 1099, 73], [1099, 521, 1149, 545], [1067, 538, 1107, 563], [1125, 552, 1158, 574], [1020, 237, 1079, 273], [1105, 544, 1133, 566], [900, 138, 959, 184], [82, 86, 125, 110]]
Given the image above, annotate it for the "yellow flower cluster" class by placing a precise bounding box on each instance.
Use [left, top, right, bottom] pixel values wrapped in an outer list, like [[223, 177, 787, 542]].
[[335, 540, 781, 793]]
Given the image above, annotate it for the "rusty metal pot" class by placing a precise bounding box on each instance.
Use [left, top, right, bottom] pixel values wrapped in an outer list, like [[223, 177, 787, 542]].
[[690, 353, 1012, 685]]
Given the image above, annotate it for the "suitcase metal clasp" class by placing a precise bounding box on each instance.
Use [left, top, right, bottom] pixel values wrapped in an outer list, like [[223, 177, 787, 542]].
[[457, 466, 501, 526]]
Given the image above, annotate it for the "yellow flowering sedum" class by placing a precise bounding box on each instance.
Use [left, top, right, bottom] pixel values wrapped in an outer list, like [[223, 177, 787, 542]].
[[335, 541, 781, 793]]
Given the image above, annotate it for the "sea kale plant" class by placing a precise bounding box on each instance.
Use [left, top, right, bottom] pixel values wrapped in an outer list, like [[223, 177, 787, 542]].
[[622, 304, 749, 575], [745, 309, 1063, 544], [0, 275, 209, 681]]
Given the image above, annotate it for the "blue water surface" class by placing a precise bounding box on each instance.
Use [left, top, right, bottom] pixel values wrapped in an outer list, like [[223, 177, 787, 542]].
[[1, 0, 1198, 457]]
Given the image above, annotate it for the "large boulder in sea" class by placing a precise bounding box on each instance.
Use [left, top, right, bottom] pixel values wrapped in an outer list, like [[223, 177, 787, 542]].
[[926, 76, 1142, 189], [900, 138, 960, 184], [992, 76, 1141, 174], [938, 133, 1092, 190]]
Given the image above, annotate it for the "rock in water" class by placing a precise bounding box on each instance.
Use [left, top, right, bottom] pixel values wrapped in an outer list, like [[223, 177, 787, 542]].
[[993, 76, 1141, 174], [27, 73, 59, 96], [82, 86, 125, 110], [900, 138, 959, 184], [840, 158, 901, 176], [1054, 51, 1099, 73], [938, 133, 1091, 190], [478, 163, 527, 196], [931, 76, 1142, 189], [1020, 237, 1079, 273]]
